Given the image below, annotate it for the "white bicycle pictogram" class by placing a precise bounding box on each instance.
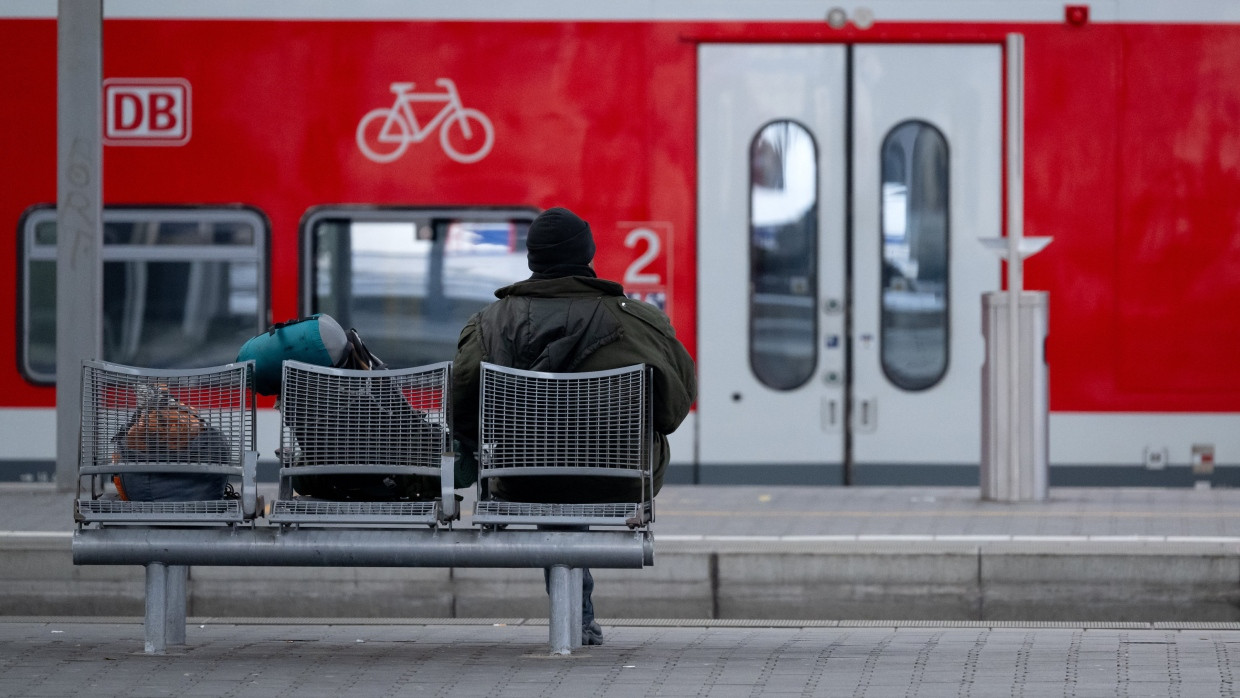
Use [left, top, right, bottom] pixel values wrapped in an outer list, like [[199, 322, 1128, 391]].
[[356, 79, 495, 164]]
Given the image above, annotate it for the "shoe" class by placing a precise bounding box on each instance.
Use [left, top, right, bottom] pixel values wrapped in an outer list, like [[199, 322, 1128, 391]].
[[582, 620, 604, 646]]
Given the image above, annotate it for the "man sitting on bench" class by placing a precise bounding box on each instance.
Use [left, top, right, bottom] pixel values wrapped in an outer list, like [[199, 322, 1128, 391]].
[[453, 207, 697, 645]]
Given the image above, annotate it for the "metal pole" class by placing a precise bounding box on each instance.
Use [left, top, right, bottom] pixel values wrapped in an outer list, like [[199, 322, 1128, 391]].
[[548, 565, 573, 655], [166, 566, 188, 646], [56, 0, 104, 491], [570, 567, 583, 647], [1005, 34, 1025, 497], [144, 563, 168, 654]]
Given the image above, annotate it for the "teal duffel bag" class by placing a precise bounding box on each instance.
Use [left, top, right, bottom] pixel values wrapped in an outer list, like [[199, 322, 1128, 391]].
[[237, 315, 421, 501], [236, 314, 350, 395]]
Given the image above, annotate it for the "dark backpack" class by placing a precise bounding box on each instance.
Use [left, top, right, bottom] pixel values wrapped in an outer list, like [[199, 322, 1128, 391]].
[[111, 386, 232, 502], [283, 378, 443, 501]]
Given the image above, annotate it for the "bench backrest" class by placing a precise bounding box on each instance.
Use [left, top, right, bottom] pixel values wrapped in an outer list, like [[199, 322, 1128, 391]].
[[76, 360, 256, 524], [269, 360, 453, 525], [475, 362, 654, 528]]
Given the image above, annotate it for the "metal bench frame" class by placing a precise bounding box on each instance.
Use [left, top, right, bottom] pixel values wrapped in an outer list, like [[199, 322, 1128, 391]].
[[72, 360, 656, 656]]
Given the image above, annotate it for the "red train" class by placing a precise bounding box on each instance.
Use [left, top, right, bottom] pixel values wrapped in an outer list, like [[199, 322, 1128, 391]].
[[3, 1, 1238, 486]]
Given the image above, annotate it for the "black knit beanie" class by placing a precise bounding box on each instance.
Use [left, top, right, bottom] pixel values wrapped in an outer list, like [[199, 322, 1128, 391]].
[[526, 207, 596, 274]]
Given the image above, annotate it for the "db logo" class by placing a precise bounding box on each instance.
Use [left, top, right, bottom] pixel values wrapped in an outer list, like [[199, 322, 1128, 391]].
[[104, 78, 191, 146]]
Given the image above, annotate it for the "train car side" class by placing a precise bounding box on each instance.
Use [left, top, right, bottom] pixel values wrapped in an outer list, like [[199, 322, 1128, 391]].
[[1, 4, 1238, 484]]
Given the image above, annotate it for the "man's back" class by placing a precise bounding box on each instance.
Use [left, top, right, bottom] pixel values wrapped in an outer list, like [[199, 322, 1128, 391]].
[[452, 209, 695, 503]]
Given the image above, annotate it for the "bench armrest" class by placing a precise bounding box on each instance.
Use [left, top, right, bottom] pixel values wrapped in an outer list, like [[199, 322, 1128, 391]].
[[439, 452, 457, 522], [241, 450, 260, 519]]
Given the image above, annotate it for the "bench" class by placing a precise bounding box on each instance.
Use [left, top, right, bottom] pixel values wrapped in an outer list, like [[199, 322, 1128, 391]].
[[71, 359, 655, 656]]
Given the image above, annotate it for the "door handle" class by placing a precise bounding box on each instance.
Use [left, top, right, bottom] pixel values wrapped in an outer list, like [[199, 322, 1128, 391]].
[[855, 397, 877, 433], [821, 397, 841, 432]]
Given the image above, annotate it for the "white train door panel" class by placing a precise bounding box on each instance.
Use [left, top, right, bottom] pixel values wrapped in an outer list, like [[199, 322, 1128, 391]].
[[697, 43, 1001, 484], [851, 45, 1001, 479], [698, 45, 849, 483]]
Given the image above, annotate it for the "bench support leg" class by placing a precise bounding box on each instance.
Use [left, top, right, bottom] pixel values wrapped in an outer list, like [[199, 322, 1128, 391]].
[[570, 567, 583, 642], [166, 565, 187, 646], [548, 564, 581, 655], [144, 563, 168, 654], [143, 563, 187, 654]]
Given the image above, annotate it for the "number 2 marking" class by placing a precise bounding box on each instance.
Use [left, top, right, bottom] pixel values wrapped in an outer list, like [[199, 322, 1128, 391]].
[[624, 228, 661, 285]]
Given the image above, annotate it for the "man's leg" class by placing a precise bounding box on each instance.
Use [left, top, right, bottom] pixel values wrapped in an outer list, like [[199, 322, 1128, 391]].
[[581, 567, 603, 645]]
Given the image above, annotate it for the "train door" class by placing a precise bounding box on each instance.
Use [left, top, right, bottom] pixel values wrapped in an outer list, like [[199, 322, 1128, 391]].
[[697, 44, 1001, 484]]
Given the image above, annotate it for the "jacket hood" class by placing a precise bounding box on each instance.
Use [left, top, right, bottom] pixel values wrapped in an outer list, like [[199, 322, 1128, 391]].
[[494, 275, 625, 300]]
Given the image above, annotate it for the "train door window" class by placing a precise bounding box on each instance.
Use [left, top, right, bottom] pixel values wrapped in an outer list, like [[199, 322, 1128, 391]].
[[880, 120, 949, 390], [19, 207, 269, 384], [749, 120, 819, 391], [304, 208, 537, 368]]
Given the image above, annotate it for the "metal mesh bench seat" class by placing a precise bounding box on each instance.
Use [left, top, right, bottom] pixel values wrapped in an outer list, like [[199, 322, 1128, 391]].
[[75, 360, 259, 525], [77, 499, 244, 518], [269, 498, 440, 520], [473, 362, 654, 530], [268, 360, 455, 526], [472, 500, 650, 527]]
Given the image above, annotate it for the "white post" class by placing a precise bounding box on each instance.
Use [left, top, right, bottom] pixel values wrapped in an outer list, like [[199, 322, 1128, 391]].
[[1005, 33, 1025, 499]]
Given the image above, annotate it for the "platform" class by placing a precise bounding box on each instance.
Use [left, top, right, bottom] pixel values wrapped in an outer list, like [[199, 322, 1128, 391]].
[[2, 617, 1238, 697], [2, 484, 1239, 621]]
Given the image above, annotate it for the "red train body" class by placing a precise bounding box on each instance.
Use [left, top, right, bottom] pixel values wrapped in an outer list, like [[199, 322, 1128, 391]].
[[2, 2, 1237, 485]]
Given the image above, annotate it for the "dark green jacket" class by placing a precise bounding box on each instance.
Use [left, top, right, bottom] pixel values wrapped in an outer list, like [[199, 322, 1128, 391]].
[[453, 275, 696, 503]]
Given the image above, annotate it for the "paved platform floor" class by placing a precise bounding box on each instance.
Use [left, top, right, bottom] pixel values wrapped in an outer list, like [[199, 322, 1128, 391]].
[[2, 619, 1238, 697]]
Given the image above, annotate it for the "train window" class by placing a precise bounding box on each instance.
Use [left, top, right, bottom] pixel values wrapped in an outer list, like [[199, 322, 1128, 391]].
[[304, 208, 537, 368], [880, 120, 949, 391], [749, 120, 818, 391], [19, 207, 269, 384]]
